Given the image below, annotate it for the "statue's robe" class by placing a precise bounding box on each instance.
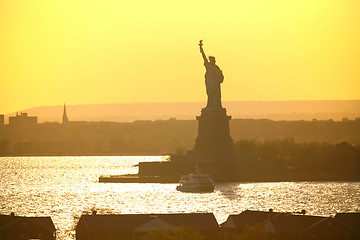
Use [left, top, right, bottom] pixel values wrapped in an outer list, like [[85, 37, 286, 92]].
[[204, 61, 223, 109]]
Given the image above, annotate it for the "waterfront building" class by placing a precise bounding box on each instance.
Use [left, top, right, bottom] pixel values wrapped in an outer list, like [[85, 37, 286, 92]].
[[76, 213, 220, 240], [298, 217, 359, 240], [0, 213, 56, 240], [221, 210, 360, 240], [335, 213, 360, 234], [221, 209, 288, 240], [264, 214, 326, 239]]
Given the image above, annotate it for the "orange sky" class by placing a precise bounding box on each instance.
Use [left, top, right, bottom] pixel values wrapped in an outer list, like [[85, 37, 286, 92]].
[[1, 0, 359, 114]]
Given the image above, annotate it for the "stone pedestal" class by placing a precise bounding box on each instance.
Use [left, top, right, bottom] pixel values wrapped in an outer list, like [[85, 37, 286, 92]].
[[139, 107, 239, 181], [184, 107, 234, 162], [195, 107, 233, 152]]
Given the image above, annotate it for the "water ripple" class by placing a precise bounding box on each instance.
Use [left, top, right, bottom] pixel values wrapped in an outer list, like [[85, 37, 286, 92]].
[[1, 156, 359, 240]]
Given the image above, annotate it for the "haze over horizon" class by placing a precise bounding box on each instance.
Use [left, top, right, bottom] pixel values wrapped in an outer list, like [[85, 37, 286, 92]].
[[4, 100, 359, 123], [1, 0, 360, 114]]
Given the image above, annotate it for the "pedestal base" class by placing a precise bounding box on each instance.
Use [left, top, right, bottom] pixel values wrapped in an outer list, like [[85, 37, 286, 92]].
[[194, 107, 233, 159], [137, 107, 236, 181]]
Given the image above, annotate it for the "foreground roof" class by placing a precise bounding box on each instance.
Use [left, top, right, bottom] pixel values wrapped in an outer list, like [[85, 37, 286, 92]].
[[268, 214, 326, 234], [77, 213, 219, 232], [0, 214, 56, 232], [335, 212, 360, 231], [221, 210, 288, 228]]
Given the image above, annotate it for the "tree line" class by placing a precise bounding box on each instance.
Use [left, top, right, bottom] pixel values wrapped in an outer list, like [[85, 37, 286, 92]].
[[0, 118, 359, 157], [233, 139, 359, 179]]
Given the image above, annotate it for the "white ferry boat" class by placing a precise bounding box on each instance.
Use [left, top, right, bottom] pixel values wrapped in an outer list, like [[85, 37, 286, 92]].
[[176, 171, 215, 193]]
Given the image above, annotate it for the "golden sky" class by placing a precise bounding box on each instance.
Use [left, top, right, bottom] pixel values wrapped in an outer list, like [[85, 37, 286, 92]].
[[1, 0, 359, 114]]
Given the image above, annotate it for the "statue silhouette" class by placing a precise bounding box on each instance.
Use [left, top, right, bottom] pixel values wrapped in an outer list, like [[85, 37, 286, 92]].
[[199, 40, 224, 109]]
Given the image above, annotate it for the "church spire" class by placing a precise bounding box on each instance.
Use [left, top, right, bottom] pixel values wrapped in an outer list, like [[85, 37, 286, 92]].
[[62, 103, 69, 124]]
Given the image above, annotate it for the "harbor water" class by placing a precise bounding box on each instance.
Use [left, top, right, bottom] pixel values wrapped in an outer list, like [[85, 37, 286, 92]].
[[1, 156, 359, 239]]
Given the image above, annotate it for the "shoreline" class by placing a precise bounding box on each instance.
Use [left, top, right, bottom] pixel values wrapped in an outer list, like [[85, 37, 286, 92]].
[[99, 173, 360, 183], [0, 153, 171, 157], [2, 155, 359, 183]]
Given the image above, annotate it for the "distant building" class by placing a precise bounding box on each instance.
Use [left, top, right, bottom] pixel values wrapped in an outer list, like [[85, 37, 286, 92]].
[[76, 213, 220, 240], [62, 103, 69, 124], [9, 112, 37, 127], [0, 213, 56, 240], [0, 114, 4, 126]]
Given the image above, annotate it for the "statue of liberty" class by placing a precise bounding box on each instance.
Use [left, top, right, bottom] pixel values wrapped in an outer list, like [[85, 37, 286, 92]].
[[199, 40, 224, 109]]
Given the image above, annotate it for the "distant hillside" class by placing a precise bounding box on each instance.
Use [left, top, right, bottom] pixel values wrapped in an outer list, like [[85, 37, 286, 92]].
[[4, 100, 360, 123]]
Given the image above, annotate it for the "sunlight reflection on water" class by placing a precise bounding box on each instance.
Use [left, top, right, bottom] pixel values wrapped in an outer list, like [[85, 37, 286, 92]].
[[0, 156, 359, 240]]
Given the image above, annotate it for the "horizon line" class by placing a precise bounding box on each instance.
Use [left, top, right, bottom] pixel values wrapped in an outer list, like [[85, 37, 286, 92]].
[[3, 99, 360, 116]]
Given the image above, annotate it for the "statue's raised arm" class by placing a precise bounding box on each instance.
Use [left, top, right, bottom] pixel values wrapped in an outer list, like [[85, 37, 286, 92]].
[[199, 40, 208, 63], [198, 40, 224, 109]]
